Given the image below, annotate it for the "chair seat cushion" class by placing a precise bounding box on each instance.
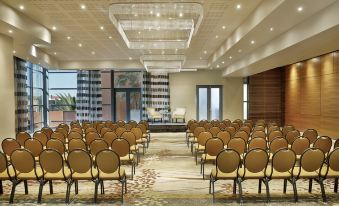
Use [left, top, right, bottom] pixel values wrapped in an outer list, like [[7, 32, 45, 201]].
[[238, 168, 265, 179], [0, 167, 15, 180], [202, 154, 216, 161], [265, 166, 292, 179], [44, 167, 71, 180], [17, 168, 43, 180], [211, 168, 237, 179], [99, 168, 125, 180], [320, 166, 339, 177], [120, 154, 134, 161], [293, 167, 320, 178], [72, 169, 98, 180]]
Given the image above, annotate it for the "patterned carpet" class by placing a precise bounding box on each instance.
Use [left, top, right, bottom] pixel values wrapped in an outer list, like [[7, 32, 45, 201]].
[[0, 132, 338, 205]]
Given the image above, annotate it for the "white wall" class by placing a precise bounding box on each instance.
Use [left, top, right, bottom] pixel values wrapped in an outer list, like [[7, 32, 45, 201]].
[[169, 70, 243, 121], [0, 34, 16, 141]]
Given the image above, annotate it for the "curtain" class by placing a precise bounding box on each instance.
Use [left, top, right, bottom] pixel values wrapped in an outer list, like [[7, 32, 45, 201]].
[[142, 72, 170, 121], [14, 57, 29, 132], [76, 70, 102, 122]]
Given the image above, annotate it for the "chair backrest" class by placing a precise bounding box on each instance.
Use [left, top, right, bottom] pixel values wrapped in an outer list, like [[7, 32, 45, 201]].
[[68, 138, 87, 152], [46, 139, 66, 155], [203, 122, 213, 130], [124, 123, 133, 130], [85, 131, 100, 145], [251, 130, 266, 139], [68, 131, 83, 141], [128, 120, 138, 128], [227, 137, 246, 155], [16, 132, 31, 147], [131, 127, 143, 141], [67, 149, 93, 175], [302, 129, 318, 144], [33, 131, 48, 147], [89, 139, 108, 156], [210, 119, 220, 126], [96, 123, 105, 134], [188, 122, 198, 133], [230, 122, 240, 131], [0, 152, 8, 173], [137, 124, 147, 134], [253, 125, 265, 132], [193, 126, 205, 137], [216, 131, 231, 145], [41, 127, 53, 139], [299, 148, 324, 174], [116, 127, 127, 137], [55, 127, 68, 137], [267, 125, 280, 134], [313, 136, 332, 155], [39, 149, 65, 175], [197, 131, 212, 146], [85, 127, 97, 134], [2, 138, 21, 157], [239, 126, 251, 135], [100, 127, 111, 137], [268, 130, 283, 142], [205, 138, 224, 156], [24, 138, 43, 157], [209, 127, 221, 137], [328, 148, 339, 172], [269, 137, 288, 153], [291, 137, 310, 156], [270, 148, 296, 174], [58, 123, 69, 132], [117, 120, 125, 127], [11, 149, 36, 176], [282, 125, 294, 137], [51, 131, 66, 144], [234, 130, 249, 142], [225, 126, 236, 137], [335, 139, 339, 149], [248, 138, 267, 150], [70, 127, 83, 136], [216, 149, 240, 174], [121, 131, 137, 147], [109, 123, 119, 131], [96, 149, 121, 177], [285, 130, 300, 145], [243, 122, 253, 130], [218, 122, 227, 130], [222, 119, 231, 127], [111, 138, 130, 157], [103, 131, 118, 146], [243, 148, 268, 175]]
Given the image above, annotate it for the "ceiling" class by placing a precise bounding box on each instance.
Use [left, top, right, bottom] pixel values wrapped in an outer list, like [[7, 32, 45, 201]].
[[1, 0, 338, 76]]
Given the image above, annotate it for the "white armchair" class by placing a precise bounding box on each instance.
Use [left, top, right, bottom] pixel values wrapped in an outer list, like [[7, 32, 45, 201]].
[[172, 107, 186, 123], [146, 107, 162, 122]]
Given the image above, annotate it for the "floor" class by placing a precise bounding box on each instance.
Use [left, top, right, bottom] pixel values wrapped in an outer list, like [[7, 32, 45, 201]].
[[0, 132, 338, 205]]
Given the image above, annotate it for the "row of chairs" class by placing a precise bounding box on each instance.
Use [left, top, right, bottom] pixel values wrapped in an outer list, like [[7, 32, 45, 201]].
[[209, 147, 339, 203]]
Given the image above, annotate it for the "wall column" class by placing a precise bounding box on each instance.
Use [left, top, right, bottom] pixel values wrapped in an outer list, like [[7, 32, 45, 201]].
[[0, 34, 15, 141]]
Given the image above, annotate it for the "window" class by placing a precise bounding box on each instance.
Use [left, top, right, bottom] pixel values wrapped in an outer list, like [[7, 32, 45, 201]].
[[101, 71, 112, 121], [26, 63, 48, 132], [243, 77, 249, 120], [48, 70, 77, 127]]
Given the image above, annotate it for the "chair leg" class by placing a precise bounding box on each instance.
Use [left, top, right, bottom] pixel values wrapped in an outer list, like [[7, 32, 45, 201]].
[[318, 178, 327, 202], [264, 178, 270, 203], [0, 180, 3, 195], [66, 180, 73, 204], [258, 179, 262, 193], [335, 178, 338, 193], [101, 180, 105, 194], [233, 179, 236, 194], [38, 180, 45, 204], [283, 179, 287, 193], [202, 161, 205, 179], [308, 179, 312, 193], [209, 176, 212, 194], [237, 179, 243, 203], [49, 180, 53, 194], [24, 180, 28, 194], [94, 180, 99, 203], [75, 180, 78, 194], [9, 180, 18, 203], [212, 178, 215, 203], [291, 178, 298, 202]]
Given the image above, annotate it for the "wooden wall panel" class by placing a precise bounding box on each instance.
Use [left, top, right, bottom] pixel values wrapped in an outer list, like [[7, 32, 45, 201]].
[[334, 51, 339, 73], [321, 73, 339, 117], [300, 76, 321, 115]]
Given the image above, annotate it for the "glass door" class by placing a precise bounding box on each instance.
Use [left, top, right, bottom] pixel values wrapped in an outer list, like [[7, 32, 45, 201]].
[[114, 89, 141, 121], [197, 85, 222, 121]]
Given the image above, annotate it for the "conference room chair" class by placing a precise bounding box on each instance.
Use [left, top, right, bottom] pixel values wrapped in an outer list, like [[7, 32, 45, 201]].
[[203, 122, 213, 130], [68, 138, 87, 152], [38, 149, 70, 203], [313, 136, 333, 156], [46, 138, 66, 160], [321, 148, 339, 193], [291, 137, 310, 160], [251, 130, 266, 140], [218, 122, 227, 130], [137, 123, 151, 147], [24, 138, 44, 162], [67, 149, 98, 203], [293, 148, 326, 202], [209, 126, 221, 137], [190, 126, 205, 154], [234, 131, 249, 143], [186, 122, 198, 146], [267, 130, 283, 142], [222, 119, 231, 127], [89, 139, 109, 162], [210, 119, 220, 126], [334, 139, 339, 149], [116, 127, 127, 137], [33, 131, 48, 148], [85, 131, 100, 147], [102, 131, 118, 146], [131, 127, 147, 154], [267, 125, 280, 135], [227, 138, 246, 160], [239, 126, 251, 136], [41, 127, 53, 139], [9, 148, 43, 203], [266, 148, 297, 202], [216, 131, 231, 147], [285, 130, 300, 145], [2, 138, 21, 159], [117, 120, 126, 127], [121, 131, 140, 163], [128, 120, 138, 128], [58, 123, 70, 133], [15, 132, 30, 147], [268, 137, 288, 159], [282, 125, 295, 137], [0, 152, 14, 195], [238, 148, 270, 203], [68, 131, 83, 141], [95, 149, 127, 203], [209, 149, 242, 203], [124, 123, 133, 131], [70, 127, 83, 135], [96, 123, 105, 134], [55, 127, 68, 138], [111, 138, 136, 178], [195, 132, 212, 165], [248, 138, 267, 151], [51, 131, 66, 144], [302, 129, 318, 145], [230, 122, 240, 131], [100, 127, 111, 137], [225, 126, 236, 137], [201, 137, 224, 179], [253, 125, 265, 132], [85, 127, 97, 135]]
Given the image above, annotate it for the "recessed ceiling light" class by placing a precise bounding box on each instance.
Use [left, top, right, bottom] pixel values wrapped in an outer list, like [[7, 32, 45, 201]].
[[91, 51, 95, 55], [156, 12, 160, 17], [150, 10, 153, 14], [217, 64, 220, 68], [236, 4, 241, 9], [53, 52, 57, 55], [161, 50, 165, 55], [13, 50, 16, 54], [52, 26, 57, 30], [138, 31, 141, 34], [108, 36, 112, 39], [129, 57, 132, 60], [222, 61, 225, 64], [238, 49, 242, 53], [19, 5, 24, 10], [80, 4, 86, 10], [297, 6, 303, 12], [8, 30, 13, 33], [200, 57, 202, 60], [100, 26, 104, 30], [250, 40, 255, 44], [222, 25, 226, 30], [229, 56, 232, 59], [179, 13, 183, 17], [78, 43, 82, 47], [270, 27, 274, 31], [67, 36, 71, 40], [204, 50, 207, 54], [134, 14, 138, 17], [215, 35, 219, 39]]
